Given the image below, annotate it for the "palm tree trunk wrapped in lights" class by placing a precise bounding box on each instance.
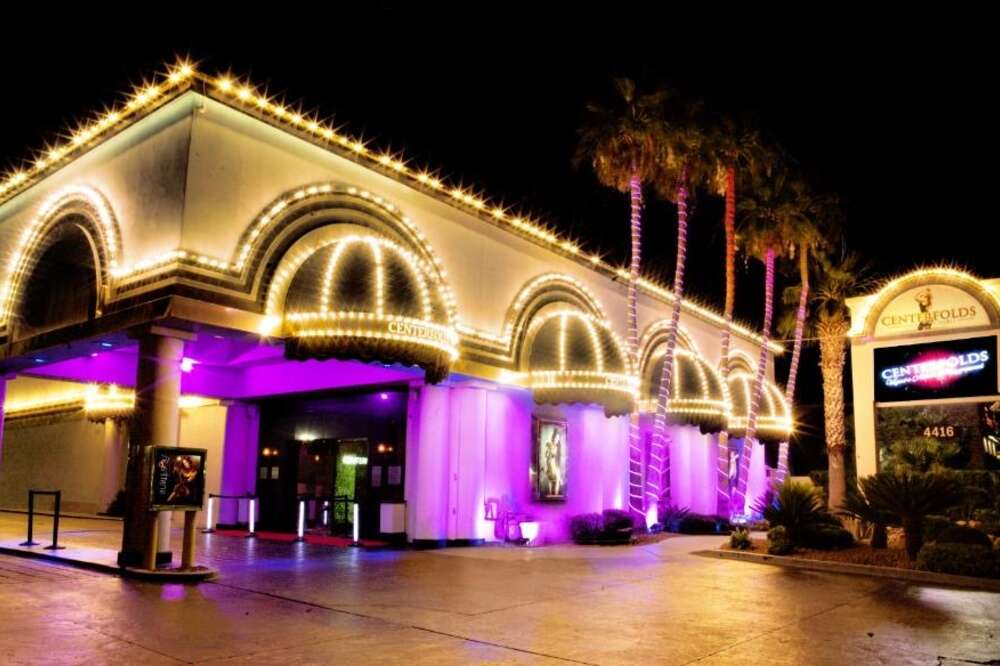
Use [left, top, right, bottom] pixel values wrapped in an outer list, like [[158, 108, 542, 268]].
[[648, 169, 689, 508], [775, 242, 810, 486], [716, 164, 737, 517], [733, 245, 775, 514], [574, 78, 666, 514], [626, 174, 645, 513]]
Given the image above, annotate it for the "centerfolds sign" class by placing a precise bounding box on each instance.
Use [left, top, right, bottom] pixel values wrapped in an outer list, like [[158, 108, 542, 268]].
[[874, 335, 999, 402], [874, 284, 991, 336], [876, 401, 1000, 469], [149, 446, 207, 511]]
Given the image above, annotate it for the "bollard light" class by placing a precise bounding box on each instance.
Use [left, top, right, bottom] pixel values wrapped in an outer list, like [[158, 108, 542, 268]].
[[296, 500, 306, 541], [322, 500, 329, 527], [247, 498, 256, 537], [204, 497, 214, 532], [352, 502, 360, 545]]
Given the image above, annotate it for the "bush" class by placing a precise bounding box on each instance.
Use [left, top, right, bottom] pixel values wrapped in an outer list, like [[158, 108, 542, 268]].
[[922, 515, 953, 543], [799, 523, 855, 550], [658, 505, 691, 532], [916, 543, 1000, 579], [104, 490, 126, 517], [973, 509, 1000, 536], [755, 481, 833, 545], [677, 514, 730, 535], [839, 489, 893, 549], [767, 526, 794, 555], [935, 525, 994, 549], [861, 472, 963, 560], [569, 511, 635, 545], [729, 527, 752, 550], [569, 513, 604, 544]]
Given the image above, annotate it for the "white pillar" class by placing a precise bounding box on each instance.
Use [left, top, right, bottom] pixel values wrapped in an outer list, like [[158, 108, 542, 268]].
[[447, 386, 487, 542], [219, 402, 260, 526], [410, 383, 451, 543], [99, 418, 127, 513]]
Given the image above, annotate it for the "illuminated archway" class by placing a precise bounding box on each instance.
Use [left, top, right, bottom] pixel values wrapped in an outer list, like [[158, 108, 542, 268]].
[[0, 186, 121, 334]]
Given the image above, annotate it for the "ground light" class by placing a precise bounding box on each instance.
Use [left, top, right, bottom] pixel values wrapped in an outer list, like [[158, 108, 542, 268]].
[[247, 498, 257, 538], [296, 500, 305, 541], [352, 503, 360, 545], [204, 497, 214, 532]]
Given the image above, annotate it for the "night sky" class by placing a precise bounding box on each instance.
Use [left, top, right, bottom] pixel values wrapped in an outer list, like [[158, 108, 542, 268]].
[[1, 11, 993, 468]]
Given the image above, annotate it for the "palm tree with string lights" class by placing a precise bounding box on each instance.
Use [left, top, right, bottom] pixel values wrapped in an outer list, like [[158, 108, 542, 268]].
[[645, 102, 716, 509], [773, 193, 838, 487], [575, 79, 666, 515], [705, 116, 761, 516], [731, 157, 812, 517]]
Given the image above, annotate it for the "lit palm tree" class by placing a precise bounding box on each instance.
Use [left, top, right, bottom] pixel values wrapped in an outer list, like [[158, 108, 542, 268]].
[[810, 250, 872, 510], [772, 192, 835, 486], [731, 158, 810, 515], [706, 117, 760, 516], [645, 102, 715, 508], [576, 79, 665, 514]]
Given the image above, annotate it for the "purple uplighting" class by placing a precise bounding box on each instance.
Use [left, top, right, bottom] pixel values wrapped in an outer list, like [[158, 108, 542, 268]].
[[379, 392, 389, 401]]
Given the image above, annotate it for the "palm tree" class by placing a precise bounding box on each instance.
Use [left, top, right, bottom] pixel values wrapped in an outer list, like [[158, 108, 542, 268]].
[[773, 193, 836, 486], [809, 250, 872, 511], [707, 118, 760, 516], [860, 472, 962, 560], [731, 159, 810, 515], [645, 103, 715, 509], [576, 79, 665, 514]]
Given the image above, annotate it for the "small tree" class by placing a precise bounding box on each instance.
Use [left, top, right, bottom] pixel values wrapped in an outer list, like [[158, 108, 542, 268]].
[[861, 472, 963, 560], [838, 488, 891, 549]]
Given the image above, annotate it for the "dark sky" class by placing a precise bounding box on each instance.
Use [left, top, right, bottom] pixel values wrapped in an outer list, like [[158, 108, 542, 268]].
[[0, 10, 994, 464]]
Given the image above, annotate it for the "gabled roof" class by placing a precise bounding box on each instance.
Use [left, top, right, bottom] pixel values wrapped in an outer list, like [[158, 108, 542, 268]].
[[0, 60, 780, 351]]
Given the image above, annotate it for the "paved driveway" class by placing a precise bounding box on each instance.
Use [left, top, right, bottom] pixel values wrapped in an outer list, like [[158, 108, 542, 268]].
[[0, 513, 998, 664]]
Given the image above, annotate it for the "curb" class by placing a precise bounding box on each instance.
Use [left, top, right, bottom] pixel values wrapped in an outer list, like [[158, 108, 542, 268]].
[[694, 548, 1000, 592], [0, 545, 215, 582]]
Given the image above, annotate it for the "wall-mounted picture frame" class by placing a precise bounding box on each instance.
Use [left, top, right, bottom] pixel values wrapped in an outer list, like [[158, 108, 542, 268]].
[[532, 417, 568, 502]]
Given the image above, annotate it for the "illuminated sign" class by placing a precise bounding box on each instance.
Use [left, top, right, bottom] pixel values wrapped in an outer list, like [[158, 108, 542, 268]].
[[880, 350, 990, 387], [874, 285, 990, 336], [874, 336, 999, 402], [342, 454, 368, 466]]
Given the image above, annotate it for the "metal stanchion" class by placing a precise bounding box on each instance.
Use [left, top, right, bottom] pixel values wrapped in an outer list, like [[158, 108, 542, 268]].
[[44, 491, 65, 550], [246, 497, 257, 538], [351, 503, 360, 546], [19, 490, 64, 549], [295, 499, 306, 542]]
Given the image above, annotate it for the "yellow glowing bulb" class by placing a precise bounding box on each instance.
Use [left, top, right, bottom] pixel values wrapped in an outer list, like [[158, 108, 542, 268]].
[[217, 77, 233, 92], [238, 87, 252, 101]]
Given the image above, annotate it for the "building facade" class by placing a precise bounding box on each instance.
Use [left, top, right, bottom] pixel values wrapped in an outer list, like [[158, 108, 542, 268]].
[[0, 66, 787, 561]]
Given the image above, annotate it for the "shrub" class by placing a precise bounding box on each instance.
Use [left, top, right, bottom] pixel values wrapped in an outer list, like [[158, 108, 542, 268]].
[[916, 543, 1000, 579], [838, 489, 892, 549], [755, 481, 833, 545], [569, 513, 603, 544], [922, 515, 953, 543], [799, 523, 855, 550], [973, 509, 1000, 536], [104, 490, 126, 517], [602, 509, 637, 535], [767, 526, 794, 555], [861, 472, 963, 560], [658, 505, 691, 533], [677, 514, 730, 535], [935, 525, 994, 549], [569, 511, 635, 545], [729, 527, 752, 550]]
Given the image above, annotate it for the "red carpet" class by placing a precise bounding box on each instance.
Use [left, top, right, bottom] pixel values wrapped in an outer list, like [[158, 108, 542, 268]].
[[212, 529, 388, 548]]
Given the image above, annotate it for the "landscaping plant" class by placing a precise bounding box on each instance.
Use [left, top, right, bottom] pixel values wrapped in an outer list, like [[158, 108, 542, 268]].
[[861, 472, 963, 560]]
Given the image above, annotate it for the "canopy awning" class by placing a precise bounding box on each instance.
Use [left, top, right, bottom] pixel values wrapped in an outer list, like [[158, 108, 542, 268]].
[[726, 371, 792, 443], [640, 347, 729, 433]]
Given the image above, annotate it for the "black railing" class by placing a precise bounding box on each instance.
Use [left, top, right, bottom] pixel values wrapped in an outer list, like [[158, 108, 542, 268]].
[[19, 490, 65, 550]]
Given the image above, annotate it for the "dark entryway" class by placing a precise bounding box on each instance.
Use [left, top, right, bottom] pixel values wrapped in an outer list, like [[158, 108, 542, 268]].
[[255, 388, 406, 538]]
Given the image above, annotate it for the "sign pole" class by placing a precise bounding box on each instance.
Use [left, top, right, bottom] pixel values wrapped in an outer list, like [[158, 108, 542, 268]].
[[143, 514, 159, 571], [181, 510, 196, 569]]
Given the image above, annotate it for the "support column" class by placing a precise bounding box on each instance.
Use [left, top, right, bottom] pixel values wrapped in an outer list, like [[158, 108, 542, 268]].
[[447, 385, 487, 543], [219, 402, 260, 526], [0, 376, 8, 466], [99, 418, 127, 514], [119, 328, 190, 567], [409, 383, 451, 545]]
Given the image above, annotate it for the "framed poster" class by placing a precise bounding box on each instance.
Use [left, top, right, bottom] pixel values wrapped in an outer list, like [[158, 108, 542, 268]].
[[149, 446, 207, 511], [532, 418, 568, 502]]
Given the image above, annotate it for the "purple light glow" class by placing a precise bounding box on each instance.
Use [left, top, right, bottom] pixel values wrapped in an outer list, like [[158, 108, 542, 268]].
[[380, 392, 389, 401], [180, 357, 197, 373]]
